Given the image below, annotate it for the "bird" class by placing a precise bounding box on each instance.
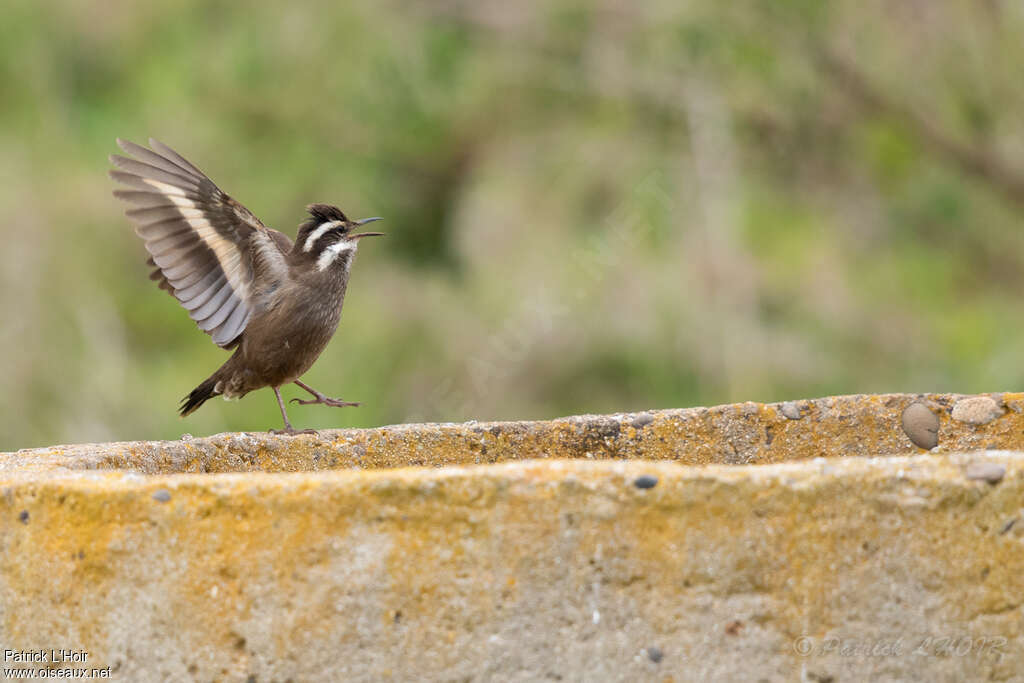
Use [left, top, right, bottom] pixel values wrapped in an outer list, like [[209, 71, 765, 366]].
[[110, 138, 384, 433]]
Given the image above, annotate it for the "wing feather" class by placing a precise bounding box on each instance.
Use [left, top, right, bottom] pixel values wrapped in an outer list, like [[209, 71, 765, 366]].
[[113, 186, 206, 203], [109, 159, 201, 190], [190, 281, 235, 323], [218, 303, 251, 346], [135, 224, 190, 241], [151, 243, 208, 268], [113, 190, 175, 209], [115, 138, 201, 179], [109, 169, 200, 194], [145, 257, 175, 294], [111, 139, 289, 347], [149, 138, 209, 178], [201, 296, 242, 333], [181, 277, 228, 312], [176, 270, 224, 302], [184, 284, 227, 319], [148, 230, 201, 255], [156, 248, 215, 277]]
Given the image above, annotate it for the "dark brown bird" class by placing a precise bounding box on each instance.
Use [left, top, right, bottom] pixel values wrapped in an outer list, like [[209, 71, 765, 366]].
[[110, 138, 383, 433]]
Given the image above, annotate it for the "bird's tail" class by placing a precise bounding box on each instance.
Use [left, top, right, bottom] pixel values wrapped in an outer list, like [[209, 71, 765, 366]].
[[179, 374, 221, 417]]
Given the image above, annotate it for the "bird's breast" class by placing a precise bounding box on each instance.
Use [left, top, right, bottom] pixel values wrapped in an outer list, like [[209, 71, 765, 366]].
[[240, 277, 350, 381]]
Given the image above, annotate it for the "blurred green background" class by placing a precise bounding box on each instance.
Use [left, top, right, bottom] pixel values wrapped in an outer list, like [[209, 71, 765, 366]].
[[4, 0, 1024, 449]]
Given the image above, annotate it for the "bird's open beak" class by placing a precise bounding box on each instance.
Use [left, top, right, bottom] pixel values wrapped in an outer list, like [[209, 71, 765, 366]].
[[352, 217, 384, 239]]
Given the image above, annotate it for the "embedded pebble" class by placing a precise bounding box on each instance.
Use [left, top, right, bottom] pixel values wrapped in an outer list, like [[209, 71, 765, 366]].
[[951, 396, 1004, 425], [634, 475, 658, 489], [18, 510, 28, 524], [152, 489, 172, 503], [646, 646, 663, 663], [780, 402, 802, 420], [965, 462, 1006, 485], [901, 403, 939, 450], [631, 414, 655, 429]]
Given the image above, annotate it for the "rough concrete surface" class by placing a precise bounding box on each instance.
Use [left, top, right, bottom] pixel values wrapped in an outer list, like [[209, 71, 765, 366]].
[[2, 393, 1024, 681], [7, 392, 1024, 475]]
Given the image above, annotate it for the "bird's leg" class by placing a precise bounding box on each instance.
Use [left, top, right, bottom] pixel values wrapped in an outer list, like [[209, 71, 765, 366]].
[[290, 379, 361, 408], [270, 386, 316, 435]]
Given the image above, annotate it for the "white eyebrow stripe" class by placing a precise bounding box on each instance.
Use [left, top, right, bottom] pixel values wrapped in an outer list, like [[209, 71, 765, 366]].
[[303, 220, 344, 252], [317, 239, 357, 271]]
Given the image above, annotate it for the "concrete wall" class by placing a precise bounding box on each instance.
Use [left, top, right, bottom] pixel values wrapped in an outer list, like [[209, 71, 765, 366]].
[[2, 393, 1023, 681]]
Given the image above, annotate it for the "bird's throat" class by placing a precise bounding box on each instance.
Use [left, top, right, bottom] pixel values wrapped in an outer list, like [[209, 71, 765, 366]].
[[316, 241, 357, 272]]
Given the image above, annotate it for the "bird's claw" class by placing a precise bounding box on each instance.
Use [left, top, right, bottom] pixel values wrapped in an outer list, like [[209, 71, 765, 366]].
[[290, 397, 360, 408], [324, 398, 361, 408], [269, 427, 318, 436]]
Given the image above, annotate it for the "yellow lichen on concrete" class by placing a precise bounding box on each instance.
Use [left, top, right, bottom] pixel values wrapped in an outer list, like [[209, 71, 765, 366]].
[[0, 456, 1022, 680], [3, 394, 1024, 681]]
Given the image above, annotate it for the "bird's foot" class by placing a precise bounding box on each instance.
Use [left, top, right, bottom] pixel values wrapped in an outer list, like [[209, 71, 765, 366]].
[[290, 396, 361, 408], [269, 427, 318, 436]]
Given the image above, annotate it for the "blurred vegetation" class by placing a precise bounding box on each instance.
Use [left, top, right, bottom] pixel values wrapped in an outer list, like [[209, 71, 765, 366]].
[[4, 0, 1024, 448]]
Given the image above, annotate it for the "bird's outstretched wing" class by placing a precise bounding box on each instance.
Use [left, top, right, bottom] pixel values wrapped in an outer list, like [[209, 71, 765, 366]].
[[110, 138, 288, 348]]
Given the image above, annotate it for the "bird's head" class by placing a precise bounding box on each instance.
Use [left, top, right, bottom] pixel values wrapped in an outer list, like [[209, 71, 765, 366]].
[[297, 203, 383, 270]]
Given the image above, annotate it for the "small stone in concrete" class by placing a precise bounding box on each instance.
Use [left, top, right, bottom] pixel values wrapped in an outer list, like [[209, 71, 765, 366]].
[[634, 475, 658, 489], [965, 462, 1006, 485], [901, 403, 939, 449], [18, 510, 28, 524], [780, 402, 802, 420], [646, 646, 663, 663], [152, 489, 172, 503], [951, 396, 1004, 425], [631, 414, 654, 429]]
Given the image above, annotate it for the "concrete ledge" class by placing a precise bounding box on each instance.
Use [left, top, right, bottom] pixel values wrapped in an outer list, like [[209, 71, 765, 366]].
[[3, 394, 1024, 681], [7, 392, 1024, 475]]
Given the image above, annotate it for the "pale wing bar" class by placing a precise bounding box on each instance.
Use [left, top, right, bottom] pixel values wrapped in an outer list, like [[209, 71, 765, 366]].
[[110, 139, 257, 347]]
